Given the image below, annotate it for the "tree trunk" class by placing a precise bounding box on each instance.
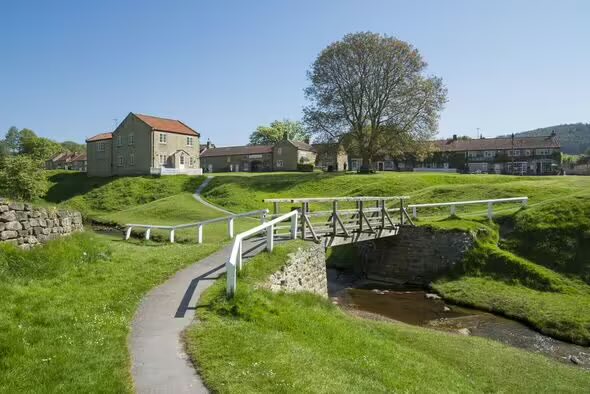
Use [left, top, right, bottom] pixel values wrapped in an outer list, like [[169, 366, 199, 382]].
[[360, 153, 372, 173]]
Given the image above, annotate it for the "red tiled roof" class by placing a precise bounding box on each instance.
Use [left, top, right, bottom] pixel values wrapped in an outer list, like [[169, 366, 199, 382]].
[[201, 145, 273, 157], [134, 113, 199, 137], [434, 135, 560, 152], [86, 132, 113, 142]]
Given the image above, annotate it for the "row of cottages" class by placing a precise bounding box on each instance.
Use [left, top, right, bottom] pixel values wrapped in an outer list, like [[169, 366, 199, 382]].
[[85, 113, 202, 177], [45, 152, 87, 171], [200, 138, 319, 172], [347, 133, 561, 175]]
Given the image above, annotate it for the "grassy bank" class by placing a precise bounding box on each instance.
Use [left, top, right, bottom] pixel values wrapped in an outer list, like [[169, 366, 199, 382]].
[[186, 242, 590, 393], [0, 232, 219, 393]]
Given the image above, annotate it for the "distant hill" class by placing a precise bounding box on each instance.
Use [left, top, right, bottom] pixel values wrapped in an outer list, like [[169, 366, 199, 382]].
[[514, 123, 590, 154]]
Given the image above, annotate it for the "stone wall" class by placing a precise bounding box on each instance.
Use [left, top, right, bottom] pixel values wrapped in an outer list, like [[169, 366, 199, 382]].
[[0, 199, 83, 250], [361, 226, 474, 286], [266, 243, 328, 297]]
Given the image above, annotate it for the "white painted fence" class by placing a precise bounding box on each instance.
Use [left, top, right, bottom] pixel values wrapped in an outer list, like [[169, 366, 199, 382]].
[[408, 197, 528, 219], [226, 209, 299, 297], [124, 209, 269, 243]]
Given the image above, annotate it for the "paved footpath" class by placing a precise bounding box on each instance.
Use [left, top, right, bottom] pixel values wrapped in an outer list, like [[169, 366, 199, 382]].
[[192, 176, 234, 215], [130, 238, 268, 393]]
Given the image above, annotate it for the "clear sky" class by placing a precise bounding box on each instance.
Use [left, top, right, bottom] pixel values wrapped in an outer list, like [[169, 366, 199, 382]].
[[1, 0, 588, 145]]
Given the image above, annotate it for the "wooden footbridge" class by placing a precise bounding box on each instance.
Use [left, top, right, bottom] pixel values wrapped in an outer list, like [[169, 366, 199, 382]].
[[123, 195, 528, 296]]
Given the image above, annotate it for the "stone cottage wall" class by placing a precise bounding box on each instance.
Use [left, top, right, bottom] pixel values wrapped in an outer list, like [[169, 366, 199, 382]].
[[266, 243, 328, 297], [0, 199, 83, 250]]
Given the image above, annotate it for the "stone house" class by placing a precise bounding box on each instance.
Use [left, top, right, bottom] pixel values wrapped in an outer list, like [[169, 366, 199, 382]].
[[45, 152, 87, 172], [313, 143, 349, 171], [86, 113, 202, 177], [201, 139, 317, 172]]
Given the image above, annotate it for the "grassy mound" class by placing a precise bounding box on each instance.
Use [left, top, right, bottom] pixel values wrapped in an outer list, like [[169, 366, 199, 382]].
[[0, 232, 219, 392], [43, 171, 205, 217], [186, 242, 590, 393]]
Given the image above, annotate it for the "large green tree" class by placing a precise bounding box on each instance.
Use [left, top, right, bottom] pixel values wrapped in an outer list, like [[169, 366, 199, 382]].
[[20, 135, 62, 161], [304, 32, 447, 170], [249, 119, 310, 145]]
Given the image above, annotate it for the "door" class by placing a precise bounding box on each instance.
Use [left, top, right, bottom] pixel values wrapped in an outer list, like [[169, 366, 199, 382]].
[[377, 162, 384, 171], [179, 154, 185, 169]]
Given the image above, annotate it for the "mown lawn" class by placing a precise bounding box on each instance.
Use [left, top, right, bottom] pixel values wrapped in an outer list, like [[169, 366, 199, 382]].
[[0, 232, 219, 393], [186, 242, 590, 393]]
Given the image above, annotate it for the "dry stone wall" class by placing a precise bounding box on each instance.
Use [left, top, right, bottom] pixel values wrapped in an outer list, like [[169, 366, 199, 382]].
[[266, 243, 328, 297], [362, 226, 474, 286], [0, 199, 83, 250]]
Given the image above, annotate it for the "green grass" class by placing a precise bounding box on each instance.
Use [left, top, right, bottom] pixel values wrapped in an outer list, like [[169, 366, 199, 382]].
[[186, 242, 590, 393], [0, 231, 220, 393], [42, 171, 206, 217]]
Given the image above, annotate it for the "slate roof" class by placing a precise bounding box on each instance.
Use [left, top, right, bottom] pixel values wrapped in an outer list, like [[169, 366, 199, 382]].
[[434, 135, 560, 152], [201, 145, 274, 157], [86, 132, 113, 142], [134, 113, 200, 137], [290, 140, 316, 152]]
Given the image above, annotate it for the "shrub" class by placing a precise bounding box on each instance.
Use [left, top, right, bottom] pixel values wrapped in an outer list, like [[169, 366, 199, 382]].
[[297, 163, 314, 172], [0, 155, 48, 201]]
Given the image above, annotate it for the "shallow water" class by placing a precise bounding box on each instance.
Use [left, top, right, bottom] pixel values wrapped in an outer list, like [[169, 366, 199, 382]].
[[329, 271, 590, 368]]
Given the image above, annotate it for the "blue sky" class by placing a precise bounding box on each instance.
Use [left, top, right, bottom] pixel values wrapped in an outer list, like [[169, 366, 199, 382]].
[[1, 0, 588, 145]]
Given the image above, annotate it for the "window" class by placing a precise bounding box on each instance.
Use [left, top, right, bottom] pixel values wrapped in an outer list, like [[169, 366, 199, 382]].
[[129, 153, 135, 166], [484, 151, 496, 158], [226, 157, 231, 163], [97, 142, 105, 152], [117, 135, 122, 147], [189, 157, 194, 167], [513, 149, 521, 156], [159, 133, 167, 144], [180, 154, 185, 165], [117, 156, 123, 167], [277, 147, 282, 155], [276, 160, 284, 168], [525, 150, 532, 156], [159, 154, 167, 165], [128, 134, 134, 145], [536, 149, 550, 156], [186, 137, 194, 147]]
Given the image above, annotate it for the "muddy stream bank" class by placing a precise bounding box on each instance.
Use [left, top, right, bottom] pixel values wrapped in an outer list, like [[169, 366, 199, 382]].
[[328, 269, 590, 368]]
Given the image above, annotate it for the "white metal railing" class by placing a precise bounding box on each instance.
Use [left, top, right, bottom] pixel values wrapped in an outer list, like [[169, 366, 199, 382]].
[[408, 197, 528, 220], [124, 209, 268, 243], [226, 209, 299, 297]]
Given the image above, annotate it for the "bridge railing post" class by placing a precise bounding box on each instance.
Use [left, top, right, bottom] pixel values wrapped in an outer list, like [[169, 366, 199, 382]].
[[145, 228, 151, 241], [237, 240, 243, 270], [228, 218, 234, 239], [125, 227, 133, 240], [412, 206, 417, 219], [197, 224, 203, 244], [450, 205, 456, 216], [399, 199, 405, 225], [487, 202, 493, 220], [170, 229, 175, 243], [266, 223, 274, 252], [290, 211, 298, 239]]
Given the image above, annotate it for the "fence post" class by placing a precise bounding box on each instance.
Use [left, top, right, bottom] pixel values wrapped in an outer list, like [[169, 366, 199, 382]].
[[228, 218, 234, 238], [145, 228, 151, 241], [412, 206, 417, 219], [197, 224, 203, 244], [170, 229, 175, 243], [332, 201, 338, 235], [301, 203, 307, 240], [487, 202, 493, 220], [125, 227, 133, 240], [226, 261, 236, 297], [450, 205, 456, 216], [237, 240, 243, 270], [522, 198, 528, 207], [291, 211, 298, 239], [266, 223, 274, 252], [399, 199, 405, 225]]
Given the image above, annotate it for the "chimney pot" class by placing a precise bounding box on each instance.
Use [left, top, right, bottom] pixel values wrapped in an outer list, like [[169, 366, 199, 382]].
[[452, 134, 457, 141]]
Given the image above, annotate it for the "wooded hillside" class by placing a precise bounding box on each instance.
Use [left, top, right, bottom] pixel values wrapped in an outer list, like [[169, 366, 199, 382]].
[[515, 123, 590, 154]]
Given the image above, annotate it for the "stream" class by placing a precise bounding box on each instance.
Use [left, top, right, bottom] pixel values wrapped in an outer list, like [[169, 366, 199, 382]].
[[327, 269, 590, 368]]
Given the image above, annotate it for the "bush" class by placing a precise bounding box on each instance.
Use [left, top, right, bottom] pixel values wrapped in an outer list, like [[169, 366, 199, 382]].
[[297, 163, 314, 172], [0, 155, 48, 201]]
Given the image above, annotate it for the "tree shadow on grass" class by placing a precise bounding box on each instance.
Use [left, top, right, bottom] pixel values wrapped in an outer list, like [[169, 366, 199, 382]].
[[44, 172, 115, 204]]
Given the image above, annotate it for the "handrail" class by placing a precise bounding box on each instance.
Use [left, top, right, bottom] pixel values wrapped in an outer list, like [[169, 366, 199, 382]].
[[226, 209, 299, 297], [124, 209, 269, 243], [408, 197, 528, 219], [264, 196, 409, 203]]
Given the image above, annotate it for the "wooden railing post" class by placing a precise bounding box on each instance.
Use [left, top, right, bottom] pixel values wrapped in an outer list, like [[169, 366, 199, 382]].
[[197, 224, 203, 244], [228, 218, 234, 238], [145, 228, 151, 240], [380, 199, 385, 229], [450, 205, 456, 216], [412, 206, 417, 219], [125, 227, 133, 240], [237, 240, 243, 270], [399, 199, 405, 225], [301, 202, 307, 240], [487, 202, 493, 220], [226, 261, 236, 297], [291, 211, 298, 239], [332, 201, 338, 235], [170, 229, 175, 243], [266, 224, 274, 252]]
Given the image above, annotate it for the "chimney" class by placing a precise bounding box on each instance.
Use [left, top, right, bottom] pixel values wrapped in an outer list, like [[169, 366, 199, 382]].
[[550, 130, 556, 138], [282, 131, 289, 141], [206, 138, 211, 149], [452, 134, 458, 141], [304, 137, 310, 144]]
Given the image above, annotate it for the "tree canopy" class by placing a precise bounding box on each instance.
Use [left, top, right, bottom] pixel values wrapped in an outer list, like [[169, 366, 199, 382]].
[[249, 120, 310, 145], [304, 32, 447, 170], [0, 155, 49, 201]]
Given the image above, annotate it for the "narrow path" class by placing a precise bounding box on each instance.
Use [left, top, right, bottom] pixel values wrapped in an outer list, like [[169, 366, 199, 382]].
[[130, 237, 269, 393], [192, 176, 234, 215]]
